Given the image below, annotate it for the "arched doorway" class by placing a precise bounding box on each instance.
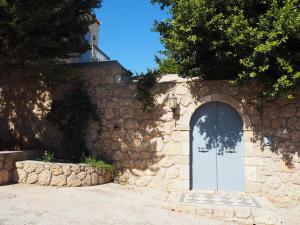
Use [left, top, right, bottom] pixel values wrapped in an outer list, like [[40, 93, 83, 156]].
[[190, 101, 244, 191]]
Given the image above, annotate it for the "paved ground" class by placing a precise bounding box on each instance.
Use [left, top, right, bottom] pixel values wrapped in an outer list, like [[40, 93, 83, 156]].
[[0, 183, 225, 225], [167, 192, 300, 225], [1, 183, 299, 225]]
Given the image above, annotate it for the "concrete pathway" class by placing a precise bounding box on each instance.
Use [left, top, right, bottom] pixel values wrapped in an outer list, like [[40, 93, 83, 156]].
[[0, 183, 225, 225]]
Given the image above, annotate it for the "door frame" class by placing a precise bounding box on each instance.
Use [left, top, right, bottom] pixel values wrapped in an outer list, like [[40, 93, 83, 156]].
[[188, 94, 253, 192]]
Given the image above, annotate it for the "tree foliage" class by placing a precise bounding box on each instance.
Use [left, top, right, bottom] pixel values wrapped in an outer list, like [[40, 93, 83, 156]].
[[152, 0, 300, 97], [0, 0, 101, 72], [155, 54, 179, 74]]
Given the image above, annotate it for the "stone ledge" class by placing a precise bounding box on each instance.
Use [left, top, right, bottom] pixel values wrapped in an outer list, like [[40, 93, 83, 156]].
[[13, 160, 114, 187], [0, 151, 27, 155], [0, 150, 39, 156], [0, 150, 40, 185]]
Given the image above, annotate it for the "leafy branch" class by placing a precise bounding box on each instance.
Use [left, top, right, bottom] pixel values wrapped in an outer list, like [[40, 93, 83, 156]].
[[135, 70, 160, 113]]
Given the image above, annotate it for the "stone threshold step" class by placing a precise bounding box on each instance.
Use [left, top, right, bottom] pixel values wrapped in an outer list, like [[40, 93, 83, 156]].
[[164, 192, 283, 225]]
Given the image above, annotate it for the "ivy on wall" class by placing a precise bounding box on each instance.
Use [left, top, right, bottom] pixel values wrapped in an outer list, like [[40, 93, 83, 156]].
[[46, 80, 98, 162], [135, 70, 160, 112]]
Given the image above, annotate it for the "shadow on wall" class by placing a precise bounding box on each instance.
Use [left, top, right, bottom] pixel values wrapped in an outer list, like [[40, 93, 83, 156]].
[[191, 101, 243, 154], [257, 96, 300, 168], [0, 72, 60, 151], [188, 79, 300, 168], [84, 73, 177, 183]]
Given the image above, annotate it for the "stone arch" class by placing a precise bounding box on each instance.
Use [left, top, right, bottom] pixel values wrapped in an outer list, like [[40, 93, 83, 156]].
[[190, 94, 252, 131]]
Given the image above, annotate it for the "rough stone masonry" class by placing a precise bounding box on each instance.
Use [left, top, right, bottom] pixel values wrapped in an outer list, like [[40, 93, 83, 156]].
[[82, 62, 300, 207], [1, 61, 300, 207], [0, 151, 37, 185], [14, 160, 113, 187]]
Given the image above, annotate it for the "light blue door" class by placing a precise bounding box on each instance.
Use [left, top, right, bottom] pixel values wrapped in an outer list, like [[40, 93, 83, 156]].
[[190, 102, 244, 191]]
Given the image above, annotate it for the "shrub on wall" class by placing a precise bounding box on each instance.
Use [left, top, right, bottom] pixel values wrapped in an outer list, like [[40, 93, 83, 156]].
[[81, 156, 115, 173], [135, 70, 160, 112], [46, 80, 97, 162]]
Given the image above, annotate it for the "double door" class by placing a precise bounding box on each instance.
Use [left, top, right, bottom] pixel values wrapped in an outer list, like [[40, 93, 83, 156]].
[[191, 102, 244, 191]]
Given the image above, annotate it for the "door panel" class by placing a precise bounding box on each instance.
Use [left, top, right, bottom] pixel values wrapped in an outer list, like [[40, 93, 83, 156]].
[[191, 102, 244, 192], [191, 102, 217, 190], [216, 102, 244, 191]]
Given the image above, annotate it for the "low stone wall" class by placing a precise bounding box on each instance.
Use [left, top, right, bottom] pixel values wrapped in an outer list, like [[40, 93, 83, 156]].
[[0, 151, 38, 185], [14, 161, 114, 187]]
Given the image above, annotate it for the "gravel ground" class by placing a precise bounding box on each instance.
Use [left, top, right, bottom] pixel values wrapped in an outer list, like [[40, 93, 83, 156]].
[[0, 183, 226, 225]]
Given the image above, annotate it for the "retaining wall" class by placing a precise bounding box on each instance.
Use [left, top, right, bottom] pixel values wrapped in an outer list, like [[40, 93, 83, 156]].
[[14, 161, 113, 187]]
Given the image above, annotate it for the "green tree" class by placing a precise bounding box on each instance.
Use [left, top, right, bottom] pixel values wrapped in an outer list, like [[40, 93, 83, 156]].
[[0, 1, 101, 159], [152, 0, 300, 97], [155, 54, 179, 74], [0, 0, 101, 73]]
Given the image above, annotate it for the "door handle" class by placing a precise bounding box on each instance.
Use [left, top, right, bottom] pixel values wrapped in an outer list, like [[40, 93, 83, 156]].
[[198, 147, 208, 153], [226, 150, 236, 153]]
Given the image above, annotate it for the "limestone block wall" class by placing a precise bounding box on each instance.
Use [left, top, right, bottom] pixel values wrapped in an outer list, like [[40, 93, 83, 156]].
[[0, 72, 55, 150], [0, 62, 125, 152], [0, 151, 38, 185], [14, 161, 113, 187], [1, 62, 300, 207], [82, 68, 300, 207]]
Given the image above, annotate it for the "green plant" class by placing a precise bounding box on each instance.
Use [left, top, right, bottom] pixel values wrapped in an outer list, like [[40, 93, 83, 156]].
[[152, 0, 300, 98], [36, 151, 54, 162], [46, 81, 98, 162], [135, 69, 160, 112], [81, 156, 115, 172], [155, 54, 179, 75], [0, 0, 101, 71]]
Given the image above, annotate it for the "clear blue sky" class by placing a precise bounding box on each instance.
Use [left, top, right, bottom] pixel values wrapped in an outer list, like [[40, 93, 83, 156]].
[[95, 0, 168, 74]]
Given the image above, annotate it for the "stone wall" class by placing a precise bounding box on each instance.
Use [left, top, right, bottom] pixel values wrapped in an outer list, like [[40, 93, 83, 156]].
[[14, 161, 113, 187], [0, 151, 38, 185], [0, 61, 126, 152], [0, 70, 57, 150], [82, 67, 300, 207], [1, 61, 300, 207]]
